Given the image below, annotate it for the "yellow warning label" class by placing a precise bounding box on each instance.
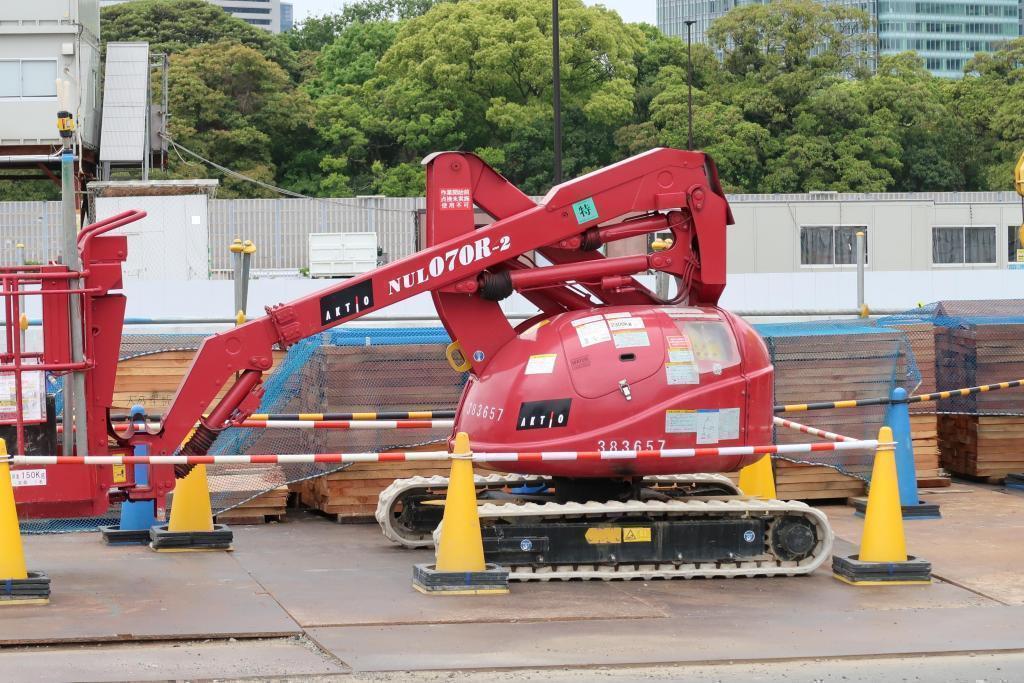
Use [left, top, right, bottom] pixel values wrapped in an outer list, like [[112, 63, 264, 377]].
[[623, 527, 651, 543], [112, 464, 127, 484], [585, 527, 621, 544]]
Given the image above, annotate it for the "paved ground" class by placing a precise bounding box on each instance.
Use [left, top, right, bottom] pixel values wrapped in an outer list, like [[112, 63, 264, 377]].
[[2, 482, 1023, 680]]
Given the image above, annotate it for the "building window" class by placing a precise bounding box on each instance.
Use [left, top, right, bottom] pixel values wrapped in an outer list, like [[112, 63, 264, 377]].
[[1009, 225, 1024, 265], [932, 226, 996, 264], [0, 59, 58, 98], [800, 225, 869, 266], [222, 6, 271, 13]]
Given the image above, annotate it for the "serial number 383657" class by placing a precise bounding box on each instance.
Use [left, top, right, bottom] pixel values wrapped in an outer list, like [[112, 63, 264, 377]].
[[597, 439, 667, 451], [464, 401, 504, 421]]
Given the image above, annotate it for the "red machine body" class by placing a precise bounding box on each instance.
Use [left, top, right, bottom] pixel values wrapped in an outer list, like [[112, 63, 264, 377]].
[[3, 147, 771, 517], [458, 305, 772, 477]]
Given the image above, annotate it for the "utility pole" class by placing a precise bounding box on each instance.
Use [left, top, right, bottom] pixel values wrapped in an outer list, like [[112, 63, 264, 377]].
[[552, 0, 562, 185], [56, 81, 88, 458], [685, 20, 697, 151]]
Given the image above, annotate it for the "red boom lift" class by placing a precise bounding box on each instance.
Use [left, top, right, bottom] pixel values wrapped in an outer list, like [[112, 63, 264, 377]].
[[2, 148, 832, 579]]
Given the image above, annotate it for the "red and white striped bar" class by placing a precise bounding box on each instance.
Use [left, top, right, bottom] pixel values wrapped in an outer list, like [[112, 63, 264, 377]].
[[772, 416, 857, 443], [6, 440, 881, 466], [238, 419, 454, 430]]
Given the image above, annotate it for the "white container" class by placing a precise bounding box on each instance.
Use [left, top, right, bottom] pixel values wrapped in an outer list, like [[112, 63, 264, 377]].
[[308, 232, 378, 278]]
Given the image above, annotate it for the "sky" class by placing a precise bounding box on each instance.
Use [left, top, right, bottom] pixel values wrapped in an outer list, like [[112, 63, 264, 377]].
[[287, 0, 658, 25]]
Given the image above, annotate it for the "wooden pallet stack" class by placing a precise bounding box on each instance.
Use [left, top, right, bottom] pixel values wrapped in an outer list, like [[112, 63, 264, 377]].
[[207, 466, 290, 524], [296, 342, 468, 521], [766, 324, 914, 500], [112, 349, 285, 414], [933, 307, 1024, 481]]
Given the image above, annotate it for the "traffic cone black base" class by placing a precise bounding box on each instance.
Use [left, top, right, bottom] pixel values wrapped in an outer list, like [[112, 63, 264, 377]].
[[832, 555, 931, 585], [412, 563, 510, 595], [0, 570, 51, 606], [851, 498, 941, 520], [149, 524, 233, 552]]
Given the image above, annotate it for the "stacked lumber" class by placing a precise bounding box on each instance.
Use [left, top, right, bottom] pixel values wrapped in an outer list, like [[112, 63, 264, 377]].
[[773, 460, 865, 500], [939, 415, 1024, 481], [935, 323, 1024, 414], [207, 466, 289, 524], [298, 460, 453, 521], [296, 343, 468, 520], [215, 487, 289, 524], [112, 349, 285, 414], [911, 414, 948, 487], [766, 325, 911, 500]]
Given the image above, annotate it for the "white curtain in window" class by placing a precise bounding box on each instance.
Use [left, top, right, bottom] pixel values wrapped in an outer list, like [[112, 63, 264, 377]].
[[965, 226, 995, 263], [0, 61, 19, 97], [21, 61, 58, 98], [932, 227, 963, 264], [800, 226, 833, 265]]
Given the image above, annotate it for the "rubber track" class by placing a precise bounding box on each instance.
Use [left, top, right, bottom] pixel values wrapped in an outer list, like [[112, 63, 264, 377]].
[[472, 497, 833, 581], [375, 473, 741, 549]]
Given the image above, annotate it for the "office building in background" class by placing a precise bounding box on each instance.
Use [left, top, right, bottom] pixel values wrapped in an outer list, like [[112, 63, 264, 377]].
[[101, 0, 283, 33], [280, 1, 293, 31], [656, 0, 1020, 78]]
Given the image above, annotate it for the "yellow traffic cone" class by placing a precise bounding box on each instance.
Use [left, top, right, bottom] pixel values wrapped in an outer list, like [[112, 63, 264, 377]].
[[150, 464, 233, 551], [860, 426, 906, 562], [0, 438, 50, 605], [738, 454, 777, 499], [168, 465, 214, 533], [0, 441, 28, 582], [435, 432, 485, 572], [832, 426, 931, 585], [412, 432, 508, 595]]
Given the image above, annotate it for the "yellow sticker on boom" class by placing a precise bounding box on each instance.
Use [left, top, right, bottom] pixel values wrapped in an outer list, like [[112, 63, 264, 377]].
[[585, 527, 621, 544], [623, 527, 651, 543], [112, 464, 127, 484]]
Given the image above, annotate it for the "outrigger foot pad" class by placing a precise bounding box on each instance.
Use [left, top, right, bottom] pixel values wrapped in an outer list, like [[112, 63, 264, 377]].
[[832, 554, 931, 585], [149, 524, 233, 552], [412, 563, 509, 595], [0, 570, 51, 605]]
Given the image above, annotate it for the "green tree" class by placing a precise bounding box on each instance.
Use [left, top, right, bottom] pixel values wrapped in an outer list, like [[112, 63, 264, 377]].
[[101, 0, 298, 74], [165, 41, 314, 197], [286, 0, 442, 52]]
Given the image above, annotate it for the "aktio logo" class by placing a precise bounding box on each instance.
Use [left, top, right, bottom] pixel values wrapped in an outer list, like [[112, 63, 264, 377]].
[[516, 398, 572, 431]]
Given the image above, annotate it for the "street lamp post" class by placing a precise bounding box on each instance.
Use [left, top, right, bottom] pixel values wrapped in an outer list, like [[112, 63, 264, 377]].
[[552, 0, 562, 185], [684, 19, 697, 151]]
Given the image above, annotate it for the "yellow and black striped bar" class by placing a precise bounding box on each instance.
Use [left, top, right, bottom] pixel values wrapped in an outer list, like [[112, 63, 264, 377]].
[[248, 410, 457, 421], [774, 379, 1024, 413], [904, 380, 1023, 405]]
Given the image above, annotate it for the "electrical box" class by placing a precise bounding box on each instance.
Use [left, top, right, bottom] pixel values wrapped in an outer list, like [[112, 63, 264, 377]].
[[308, 232, 378, 278]]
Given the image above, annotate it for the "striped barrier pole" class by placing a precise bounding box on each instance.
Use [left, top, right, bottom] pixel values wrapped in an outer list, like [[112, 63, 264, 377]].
[[250, 410, 457, 421], [774, 379, 1024, 413], [5, 440, 882, 466], [772, 416, 858, 442], [238, 419, 454, 430]]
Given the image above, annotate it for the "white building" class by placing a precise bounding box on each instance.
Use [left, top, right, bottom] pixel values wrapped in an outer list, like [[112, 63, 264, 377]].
[[0, 1, 102, 159], [100, 0, 282, 33]]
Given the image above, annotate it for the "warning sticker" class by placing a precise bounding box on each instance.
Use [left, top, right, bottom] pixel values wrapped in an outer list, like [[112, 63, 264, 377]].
[[604, 312, 633, 320], [608, 317, 645, 331], [667, 335, 690, 349], [719, 407, 741, 441], [10, 469, 46, 488], [571, 314, 605, 327], [525, 354, 557, 375], [112, 464, 128, 484], [576, 320, 611, 347], [439, 187, 472, 210], [665, 409, 720, 444], [612, 330, 650, 348], [0, 365, 45, 423], [662, 307, 720, 320], [668, 347, 694, 363], [623, 528, 652, 543], [665, 362, 699, 385]]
